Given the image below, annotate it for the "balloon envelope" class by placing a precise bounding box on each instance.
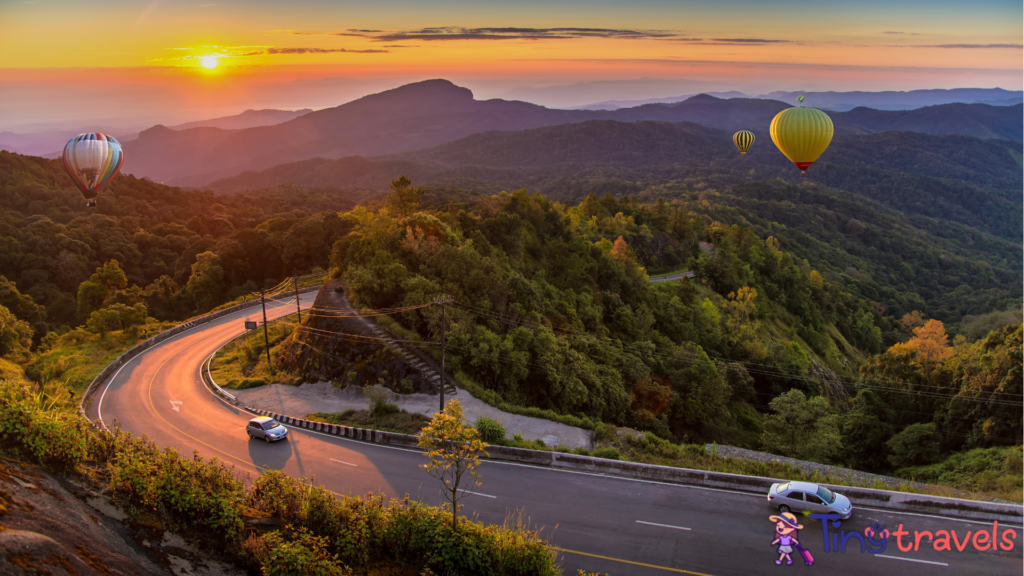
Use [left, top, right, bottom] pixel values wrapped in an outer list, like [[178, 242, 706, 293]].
[[769, 107, 833, 176], [732, 130, 755, 155], [62, 133, 124, 206]]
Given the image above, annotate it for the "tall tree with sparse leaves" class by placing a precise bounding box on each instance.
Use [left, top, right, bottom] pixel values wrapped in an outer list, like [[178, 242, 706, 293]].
[[418, 399, 489, 531]]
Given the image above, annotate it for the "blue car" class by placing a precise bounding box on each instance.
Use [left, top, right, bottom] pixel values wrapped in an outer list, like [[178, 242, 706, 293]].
[[768, 481, 853, 520], [246, 416, 289, 443]]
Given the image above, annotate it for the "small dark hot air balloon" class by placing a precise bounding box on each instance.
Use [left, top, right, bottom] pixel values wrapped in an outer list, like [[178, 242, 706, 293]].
[[62, 133, 124, 207], [732, 130, 755, 155]]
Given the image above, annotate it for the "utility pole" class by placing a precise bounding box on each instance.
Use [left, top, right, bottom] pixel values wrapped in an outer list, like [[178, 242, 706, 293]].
[[433, 295, 454, 411], [293, 277, 301, 325], [260, 289, 274, 375]]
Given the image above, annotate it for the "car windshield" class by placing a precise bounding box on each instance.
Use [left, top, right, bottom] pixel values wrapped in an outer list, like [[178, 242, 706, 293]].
[[817, 485, 836, 503], [777, 482, 790, 493]]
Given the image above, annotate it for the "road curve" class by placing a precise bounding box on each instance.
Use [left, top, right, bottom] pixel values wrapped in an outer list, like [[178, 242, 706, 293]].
[[91, 294, 1023, 575]]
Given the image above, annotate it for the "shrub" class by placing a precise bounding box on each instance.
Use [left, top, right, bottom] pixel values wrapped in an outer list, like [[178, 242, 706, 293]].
[[106, 435, 246, 541], [363, 384, 395, 417], [887, 423, 941, 468], [592, 448, 620, 460], [0, 379, 92, 472], [373, 402, 400, 418], [474, 416, 506, 444], [571, 447, 591, 456], [261, 529, 350, 576], [238, 377, 268, 389]]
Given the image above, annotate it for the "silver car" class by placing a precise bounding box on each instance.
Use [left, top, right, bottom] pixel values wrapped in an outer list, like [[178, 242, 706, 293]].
[[768, 481, 853, 520], [246, 417, 289, 443]]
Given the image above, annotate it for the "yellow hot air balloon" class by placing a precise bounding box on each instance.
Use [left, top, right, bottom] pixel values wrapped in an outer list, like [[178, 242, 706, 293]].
[[732, 130, 755, 155], [769, 107, 834, 176]]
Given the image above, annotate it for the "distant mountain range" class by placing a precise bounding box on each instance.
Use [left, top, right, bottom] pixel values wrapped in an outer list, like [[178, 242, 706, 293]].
[[759, 89, 1023, 111], [0, 108, 311, 157], [208, 117, 1022, 240], [573, 92, 749, 110], [118, 79, 1022, 187], [166, 108, 312, 131], [572, 88, 1023, 111]]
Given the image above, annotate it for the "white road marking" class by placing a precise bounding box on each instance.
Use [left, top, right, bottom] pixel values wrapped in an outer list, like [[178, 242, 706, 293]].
[[330, 458, 357, 467], [170, 401, 183, 412], [464, 492, 497, 498], [875, 554, 948, 566], [636, 520, 691, 531]]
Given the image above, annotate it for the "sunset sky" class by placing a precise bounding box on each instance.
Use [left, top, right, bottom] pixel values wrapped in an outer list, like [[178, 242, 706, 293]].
[[1, 0, 1021, 130]]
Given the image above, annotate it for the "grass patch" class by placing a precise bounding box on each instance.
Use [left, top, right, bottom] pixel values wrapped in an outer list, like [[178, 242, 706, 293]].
[[24, 321, 176, 406], [305, 409, 430, 436], [893, 446, 1023, 502], [210, 314, 303, 388]]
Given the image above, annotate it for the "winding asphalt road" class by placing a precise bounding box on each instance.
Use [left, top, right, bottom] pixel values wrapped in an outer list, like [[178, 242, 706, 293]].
[[90, 295, 1023, 575]]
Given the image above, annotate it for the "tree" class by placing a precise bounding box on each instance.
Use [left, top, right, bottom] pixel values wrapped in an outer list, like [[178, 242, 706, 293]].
[[186, 251, 225, 312], [760, 390, 842, 463], [886, 422, 941, 468], [0, 303, 33, 362], [85, 303, 148, 336], [76, 260, 128, 321], [387, 176, 423, 218], [418, 399, 489, 531], [889, 319, 953, 372]]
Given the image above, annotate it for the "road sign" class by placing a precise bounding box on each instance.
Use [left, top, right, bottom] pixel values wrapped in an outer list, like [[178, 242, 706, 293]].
[[245, 321, 257, 330]]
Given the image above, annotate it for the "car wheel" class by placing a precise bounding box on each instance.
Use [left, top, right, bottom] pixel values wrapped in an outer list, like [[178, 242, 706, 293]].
[[778, 505, 791, 514], [264, 435, 271, 443]]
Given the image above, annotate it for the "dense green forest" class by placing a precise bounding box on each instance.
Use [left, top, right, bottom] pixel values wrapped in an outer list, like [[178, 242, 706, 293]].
[[0, 151, 355, 335], [331, 181, 1021, 478]]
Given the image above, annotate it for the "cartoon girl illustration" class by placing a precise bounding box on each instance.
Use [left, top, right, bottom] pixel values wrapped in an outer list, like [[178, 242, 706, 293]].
[[770, 512, 804, 566]]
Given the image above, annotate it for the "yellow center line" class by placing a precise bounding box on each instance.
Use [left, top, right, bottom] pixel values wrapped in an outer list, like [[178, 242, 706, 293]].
[[551, 547, 716, 575]]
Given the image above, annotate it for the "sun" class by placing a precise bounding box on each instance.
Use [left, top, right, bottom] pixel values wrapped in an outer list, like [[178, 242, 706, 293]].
[[200, 56, 218, 69]]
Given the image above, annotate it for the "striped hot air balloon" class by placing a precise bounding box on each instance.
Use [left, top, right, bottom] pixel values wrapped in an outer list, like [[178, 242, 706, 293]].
[[769, 107, 833, 176], [732, 130, 755, 155], [61, 133, 124, 207]]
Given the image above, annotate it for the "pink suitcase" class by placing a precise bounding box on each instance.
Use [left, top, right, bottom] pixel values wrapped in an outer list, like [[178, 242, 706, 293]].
[[794, 543, 814, 566]]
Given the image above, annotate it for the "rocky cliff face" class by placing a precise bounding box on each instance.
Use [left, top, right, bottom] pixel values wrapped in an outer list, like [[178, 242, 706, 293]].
[[275, 280, 437, 395], [0, 457, 243, 576]]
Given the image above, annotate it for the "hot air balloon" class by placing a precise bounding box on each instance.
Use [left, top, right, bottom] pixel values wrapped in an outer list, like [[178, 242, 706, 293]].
[[61, 133, 124, 207], [732, 130, 755, 155], [769, 107, 833, 176]]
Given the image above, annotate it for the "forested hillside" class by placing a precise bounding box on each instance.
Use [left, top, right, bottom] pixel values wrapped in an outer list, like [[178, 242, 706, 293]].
[[326, 183, 1021, 481], [0, 151, 354, 333]]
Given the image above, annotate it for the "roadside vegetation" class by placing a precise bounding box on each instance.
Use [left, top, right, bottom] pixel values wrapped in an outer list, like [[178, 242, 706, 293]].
[[306, 409, 430, 436], [210, 314, 304, 388], [0, 377, 562, 575]]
